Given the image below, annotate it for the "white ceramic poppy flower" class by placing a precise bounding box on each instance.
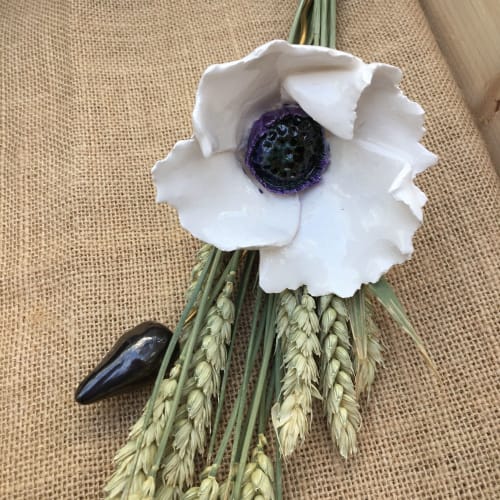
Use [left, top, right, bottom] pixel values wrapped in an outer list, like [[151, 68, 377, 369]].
[[152, 40, 437, 297]]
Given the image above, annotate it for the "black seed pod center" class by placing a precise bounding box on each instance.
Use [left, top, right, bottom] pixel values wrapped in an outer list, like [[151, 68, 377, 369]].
[[245, 106, 330, 194]]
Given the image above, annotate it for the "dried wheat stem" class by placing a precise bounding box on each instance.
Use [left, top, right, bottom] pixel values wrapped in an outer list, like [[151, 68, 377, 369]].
[[240, 434, 275, 500], [272, 288, 321, 457], [354, 295, 382, 398], [103, 365, 181, 499], [318, 294, 361, 458], [160, 279, 235, 489]]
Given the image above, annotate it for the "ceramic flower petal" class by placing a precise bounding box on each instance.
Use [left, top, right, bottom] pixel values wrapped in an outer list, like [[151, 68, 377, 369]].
[[193, 42, 282, 157], [281, 63, 376, 140], [194, 40, 365, 157], [152, 139, 300, 251], [259, 137, 423, 297], [354, 65, 437, 174]]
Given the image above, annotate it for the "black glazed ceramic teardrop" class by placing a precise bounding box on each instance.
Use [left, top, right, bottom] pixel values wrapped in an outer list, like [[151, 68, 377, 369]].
[[75, 321, 178, 404]]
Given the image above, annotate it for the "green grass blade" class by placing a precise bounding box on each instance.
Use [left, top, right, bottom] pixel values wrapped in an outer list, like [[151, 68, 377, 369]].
[[347, 287, 368, 361], [368, 278, 436, 372]]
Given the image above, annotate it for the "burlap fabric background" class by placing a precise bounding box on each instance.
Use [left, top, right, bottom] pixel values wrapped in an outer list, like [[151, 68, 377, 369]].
[[1, 0, 499, 498]]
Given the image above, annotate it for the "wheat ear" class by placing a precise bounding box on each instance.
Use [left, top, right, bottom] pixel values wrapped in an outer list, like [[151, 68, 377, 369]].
[[103, 366, 181, 499], [240, 434, 275, 500], [181, 466, 220, 500], [318, 295, 361, 458], [185, 244, 213, 304], [155, 484, 183, 499], [272, 288, 321, 457]]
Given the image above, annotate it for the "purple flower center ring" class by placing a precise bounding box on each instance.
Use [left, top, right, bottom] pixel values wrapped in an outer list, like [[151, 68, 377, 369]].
[[245, 105, 330, 194]]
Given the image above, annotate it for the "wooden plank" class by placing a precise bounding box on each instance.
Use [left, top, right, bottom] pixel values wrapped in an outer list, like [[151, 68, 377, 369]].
[[421, 0, 500, 170]]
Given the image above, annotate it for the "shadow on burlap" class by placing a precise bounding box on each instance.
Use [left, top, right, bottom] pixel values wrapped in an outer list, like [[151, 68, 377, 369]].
[[0, 0, 498, 498]]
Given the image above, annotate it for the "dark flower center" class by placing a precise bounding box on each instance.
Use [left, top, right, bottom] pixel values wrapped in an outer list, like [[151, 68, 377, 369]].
[[245, 105, 330, 194]]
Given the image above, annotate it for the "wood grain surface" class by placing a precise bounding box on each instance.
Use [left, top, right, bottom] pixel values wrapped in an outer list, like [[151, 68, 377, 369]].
[[421, 0, 500, 172]]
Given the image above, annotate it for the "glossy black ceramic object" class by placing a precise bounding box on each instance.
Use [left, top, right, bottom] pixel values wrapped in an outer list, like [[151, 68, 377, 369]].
[[75, 321, 177, 404]]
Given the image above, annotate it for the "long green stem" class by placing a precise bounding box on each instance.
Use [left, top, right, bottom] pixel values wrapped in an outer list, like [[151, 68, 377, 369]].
[[233, 294, 277, 498], [288, 0, 307, 43], [148, 249, 224, 479], [274, 342, 283, 500], [329, 0, 336, 49], [320, 0, 329, 47], [235, 292, 276, 462], [229, 287, 266, 472], [290, 0, 336, 49], [311, 0, 321, 45], [207, 252, 256, 460], [259, 334, 279, 436], [209, 384, 243, 478], [259, 358, 275, 434]]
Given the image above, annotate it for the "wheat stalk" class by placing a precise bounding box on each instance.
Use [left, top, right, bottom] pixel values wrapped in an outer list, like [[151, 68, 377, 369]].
[[272, 288, 321, 457], [160, 279, 235, 489], [103, 366, 181, 499], [318, 294, 361, 459], [240, 434, 275, 500]]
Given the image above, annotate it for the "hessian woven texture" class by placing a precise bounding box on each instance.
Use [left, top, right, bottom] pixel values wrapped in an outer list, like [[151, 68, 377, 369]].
[[0, 0, 499, 498]]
